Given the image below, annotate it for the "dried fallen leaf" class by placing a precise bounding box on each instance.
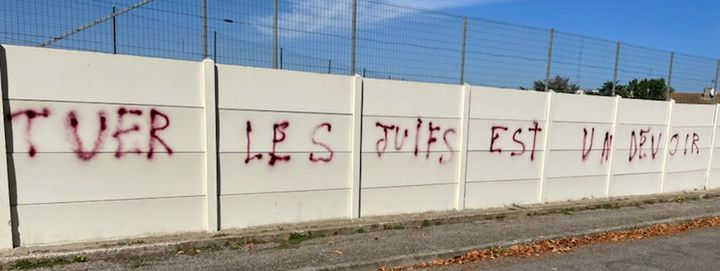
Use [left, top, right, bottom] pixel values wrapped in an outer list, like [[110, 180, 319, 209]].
[[379, 216, 720, 271]]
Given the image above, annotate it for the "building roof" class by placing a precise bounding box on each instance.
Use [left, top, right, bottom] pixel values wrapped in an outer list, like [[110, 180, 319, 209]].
[[671, 92, 719, 104]]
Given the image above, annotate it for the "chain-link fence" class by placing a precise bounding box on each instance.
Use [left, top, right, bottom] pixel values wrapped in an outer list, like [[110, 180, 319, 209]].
[[1, 0, 718, 95]]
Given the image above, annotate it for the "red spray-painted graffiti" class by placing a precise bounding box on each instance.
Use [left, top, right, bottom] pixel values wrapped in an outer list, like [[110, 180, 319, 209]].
[[269, 121, 291, 166], [581, 128, 612, 163], [243, 121, 335, 166], [309, 123, 333, 163], [67, 110, 107, 161], [8, 107, 173, 160], [628, 128, 662, 161], [489, 121, 542, 161], [668, 132, 700, 156], [113, 107, 143, 158], [374, 118, 456, 165], [8, 108, 51, 157]]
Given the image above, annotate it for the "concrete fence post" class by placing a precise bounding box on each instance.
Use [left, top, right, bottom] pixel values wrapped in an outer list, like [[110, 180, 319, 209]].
[[0, 46, 14, 248], [455, 83, 472, 210], [202, 58, 219, 231], [705, 104, 719, 189], [537, 91, 554, 203], [658, 99, 675, 193], [350, 74, 363, 218], [604, 95, 621, 197]]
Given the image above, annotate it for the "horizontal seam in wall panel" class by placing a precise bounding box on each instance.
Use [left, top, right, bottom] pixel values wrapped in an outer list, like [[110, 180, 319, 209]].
[[550, 120, 614, 125], [466, 178, 540, 183], [612, 171, 663, 177], [220, 187, 350, 197], [466, 150, 546, 152], [614, 148, 667, 150], [362, 115, 461, 120], [8, 151, 204, 155], [665, 169, 709, 174], [546, 174, 609, 180], [6, 98, 203, 109], [468, 117, 547, 122], [220, 151, 352, 154], [218, 108, 352, 116], [360, 151, 460, 154], [669, 125, 714, 128], [615, 123, 668, 127], [546, 149, 612, 151], [362, 182, 457, 190], [12, 194, 205, 207]]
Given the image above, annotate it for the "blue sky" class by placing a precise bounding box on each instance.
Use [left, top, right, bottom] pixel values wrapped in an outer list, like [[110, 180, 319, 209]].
[[430, 0, 720, 59], [1, 0, 717, 91]]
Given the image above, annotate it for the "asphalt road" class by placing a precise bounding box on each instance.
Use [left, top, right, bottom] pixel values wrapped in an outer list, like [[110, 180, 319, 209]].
[[12, 195, 720, 270], [435, 227, 720, 271]]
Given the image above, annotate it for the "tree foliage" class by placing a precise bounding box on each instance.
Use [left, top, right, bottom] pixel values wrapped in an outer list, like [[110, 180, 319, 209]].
[[533, 75, 580, 93], [597, 78, 672, 100]]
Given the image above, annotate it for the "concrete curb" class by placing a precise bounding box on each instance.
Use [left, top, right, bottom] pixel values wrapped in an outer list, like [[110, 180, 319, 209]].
[[1, 189, 719, 264], [299, 211, 720, 271]]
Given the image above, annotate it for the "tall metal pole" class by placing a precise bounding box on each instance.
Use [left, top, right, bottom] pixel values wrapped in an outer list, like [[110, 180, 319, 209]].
[[544, 28, 555, 92], [38, 0, 155, 47], [201, 0, 207, 59], [112, 6, 117, 54], [350, 0, 357, 75], [328, 59, 332, 74], [714, 60, 720, 93], [213, 31, 217, 62], [273, 0, 279, 69], [611, 42, 620, 96], [459, 17, 467, 84], [666, 52, 674, 100], [279, 48, 283, 70]]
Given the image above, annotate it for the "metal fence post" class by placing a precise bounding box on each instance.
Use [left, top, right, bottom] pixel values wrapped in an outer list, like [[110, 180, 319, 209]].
[[612, 42, 620, 96], [544, 28, 554, 92], [459, 17, 467, 84], [666, 52, 674, 100], [112, 6, 117, 54], [279, 47, 283, 69], [273, 0, 279, 69], [201, 0, 207, 59], [714, 60, 720, 93], [351, 0, 357, 75]]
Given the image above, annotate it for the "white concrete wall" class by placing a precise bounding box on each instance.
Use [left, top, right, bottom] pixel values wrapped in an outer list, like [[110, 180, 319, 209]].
[[216, 65, 354, 228], [464, 86, 549, 208], [1, 44, 718, 248], [609, 99, 670, 196], [360, 79, 463, 216], [1, 45, 206, 246], [707, 106, 720, 188], [542, 93, 617, 201], [663, 104, 716, 192]]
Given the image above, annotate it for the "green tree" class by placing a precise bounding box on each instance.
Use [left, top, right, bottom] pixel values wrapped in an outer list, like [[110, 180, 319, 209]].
[[627, 78, 672, 100], [598, 80, 629, 97], [597, 78, 671, 100], [533, 75, 580, 93]]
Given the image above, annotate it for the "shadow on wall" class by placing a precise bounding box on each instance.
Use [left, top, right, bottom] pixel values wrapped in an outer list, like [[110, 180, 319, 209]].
[[0, 45, 20, 247]]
